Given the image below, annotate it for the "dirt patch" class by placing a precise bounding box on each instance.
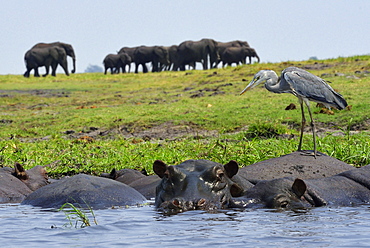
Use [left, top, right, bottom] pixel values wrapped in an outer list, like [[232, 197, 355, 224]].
[[0, 89, 70, 98], [61, 121, 220, 142], [57, 119, 369, 143]]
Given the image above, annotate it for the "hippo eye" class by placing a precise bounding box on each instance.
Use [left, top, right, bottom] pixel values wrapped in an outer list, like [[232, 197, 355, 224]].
[[280, 201, 289, 208], [216, 169, 224, 181], [273, 195, 290, 209]]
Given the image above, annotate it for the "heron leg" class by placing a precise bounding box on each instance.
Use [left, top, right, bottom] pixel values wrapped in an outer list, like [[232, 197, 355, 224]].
[[298, 99, 319, 158], [298, 100, 306, 151], [306, 103, 317, 158]]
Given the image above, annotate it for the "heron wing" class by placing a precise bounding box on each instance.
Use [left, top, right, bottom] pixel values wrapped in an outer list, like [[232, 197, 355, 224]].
[[282, 67, 347, 109]]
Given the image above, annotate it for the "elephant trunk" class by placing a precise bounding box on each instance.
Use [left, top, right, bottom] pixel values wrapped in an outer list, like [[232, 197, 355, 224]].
[[71, 57, 76, 73], [256, 55, 260, 63]]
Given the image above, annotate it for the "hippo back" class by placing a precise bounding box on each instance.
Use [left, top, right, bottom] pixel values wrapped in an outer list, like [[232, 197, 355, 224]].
[[0, 173, 33, 203], [21, 174, 146, 209], [238, 151, 354, 181]]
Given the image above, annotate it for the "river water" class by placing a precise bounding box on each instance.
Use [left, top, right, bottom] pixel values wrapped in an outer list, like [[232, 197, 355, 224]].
[[1, 202, 370, 247]]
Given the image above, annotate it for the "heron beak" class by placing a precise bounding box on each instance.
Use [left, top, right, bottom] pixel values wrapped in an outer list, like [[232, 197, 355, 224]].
[[240, 80, 256, 95]]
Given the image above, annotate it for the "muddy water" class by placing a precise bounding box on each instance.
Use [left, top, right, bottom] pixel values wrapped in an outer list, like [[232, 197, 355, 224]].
[[1, 203, 370, 247]]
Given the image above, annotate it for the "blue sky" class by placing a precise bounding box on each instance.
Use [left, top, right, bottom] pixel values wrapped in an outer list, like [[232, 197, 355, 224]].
[[1, 0, 369, 75]]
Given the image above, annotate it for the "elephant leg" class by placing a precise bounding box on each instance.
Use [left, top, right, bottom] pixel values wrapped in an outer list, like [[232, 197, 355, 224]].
[[59, 61, 69, 76], [152, 62, 158, 72], [34, 67, 40, 77], [143, 64, 148, 73], [202, 61, 208, 70], [24, 69, 30, 78], [191, 62, 196, 70], [42, 66, 49, 77], [50, 64, 58, 77]]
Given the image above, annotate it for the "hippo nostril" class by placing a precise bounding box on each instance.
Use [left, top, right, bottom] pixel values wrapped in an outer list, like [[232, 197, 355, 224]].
[[197, 198, 206, 206], [173, 199, 180, 206]]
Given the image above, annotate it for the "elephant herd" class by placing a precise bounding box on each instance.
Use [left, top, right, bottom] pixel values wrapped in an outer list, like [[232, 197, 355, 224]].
[[23, 39, 260, 77], [105, 38, 260, 74]]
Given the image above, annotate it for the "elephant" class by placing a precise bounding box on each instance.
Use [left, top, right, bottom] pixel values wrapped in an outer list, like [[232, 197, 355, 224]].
[[103, 52, 132, 74], [173, 38, 220, 71], [133, 45, 169, 73], [118, 46, 138, 72], [214, 40, 250, 67], [221, 46, 260, 67], [32, 42, 76, 74], [160, 45, 178, 71], [24, 46, 69, 77]]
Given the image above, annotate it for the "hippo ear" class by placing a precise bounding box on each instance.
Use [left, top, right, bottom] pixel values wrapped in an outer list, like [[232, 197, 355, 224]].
[[100, 168, 117, 179], [109, 168, 118, 179], [224, 160, 239, 178], [153, 160, 168, 178], [230, 183, 244, 197], [13, 162, 28, 180], [292, 178, 307, 198]]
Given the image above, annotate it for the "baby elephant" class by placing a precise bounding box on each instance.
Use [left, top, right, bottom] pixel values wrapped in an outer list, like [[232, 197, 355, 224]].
[[103, 53, 131, 74]]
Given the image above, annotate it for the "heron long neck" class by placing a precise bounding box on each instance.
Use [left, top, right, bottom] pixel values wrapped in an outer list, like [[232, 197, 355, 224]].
[[263, 72, 281, 93]]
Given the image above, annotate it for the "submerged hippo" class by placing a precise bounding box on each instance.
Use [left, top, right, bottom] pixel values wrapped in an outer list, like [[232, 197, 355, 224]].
[[101, 168, 161, 199], [232, 164, 370, 209], [153, 159, 244, 213], [22, 174, 146, 209], [0, 163, 49, 203], [238, 151, 354, 182]]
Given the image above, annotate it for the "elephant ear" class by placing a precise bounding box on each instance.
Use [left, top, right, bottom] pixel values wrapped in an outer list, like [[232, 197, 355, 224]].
[[49, 47, 60, 60], [55, 47, 67, 60], [153, 46, 164, 57]]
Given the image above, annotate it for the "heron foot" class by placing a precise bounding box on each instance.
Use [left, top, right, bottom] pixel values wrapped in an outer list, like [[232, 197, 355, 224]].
[[298, 150, 321, 158]]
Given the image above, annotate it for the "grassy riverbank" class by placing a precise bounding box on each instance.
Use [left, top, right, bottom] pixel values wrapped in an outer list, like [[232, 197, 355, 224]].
[[1, 55, 369, 177]]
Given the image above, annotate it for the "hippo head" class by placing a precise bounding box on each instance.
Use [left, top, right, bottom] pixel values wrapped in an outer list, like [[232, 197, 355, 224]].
[[234, 177, 311, 209], [13, 163, 49, 191], [153, 159, 243, 214]]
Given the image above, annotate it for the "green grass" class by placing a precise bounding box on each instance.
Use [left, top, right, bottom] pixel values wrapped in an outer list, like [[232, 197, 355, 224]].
[[59, 202, 97, 228], [1, 55, 369, 177]]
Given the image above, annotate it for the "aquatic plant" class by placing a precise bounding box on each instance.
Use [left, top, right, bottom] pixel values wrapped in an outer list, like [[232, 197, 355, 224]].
[[59, 202, 97, 228]]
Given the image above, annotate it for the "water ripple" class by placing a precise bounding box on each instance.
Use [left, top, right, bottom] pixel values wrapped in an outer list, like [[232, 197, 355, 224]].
[[1, 204, 370, 247]]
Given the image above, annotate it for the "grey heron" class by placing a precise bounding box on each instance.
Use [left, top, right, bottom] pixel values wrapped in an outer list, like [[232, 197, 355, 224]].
[[240, 67, 347, 157]]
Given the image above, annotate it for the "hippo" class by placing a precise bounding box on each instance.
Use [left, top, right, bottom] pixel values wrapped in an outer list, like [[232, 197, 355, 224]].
[[153, 159, 244, 213], [21, 174, 147, 209], [232, 164, 370, 209], [101, 168, 161, 199], [238, 151, 354, 183], [101, 168, 147, 184], [0, 163, 49, 203]]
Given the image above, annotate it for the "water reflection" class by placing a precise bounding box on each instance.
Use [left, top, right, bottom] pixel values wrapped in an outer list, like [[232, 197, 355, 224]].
[[1, 204, 370, 247]]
